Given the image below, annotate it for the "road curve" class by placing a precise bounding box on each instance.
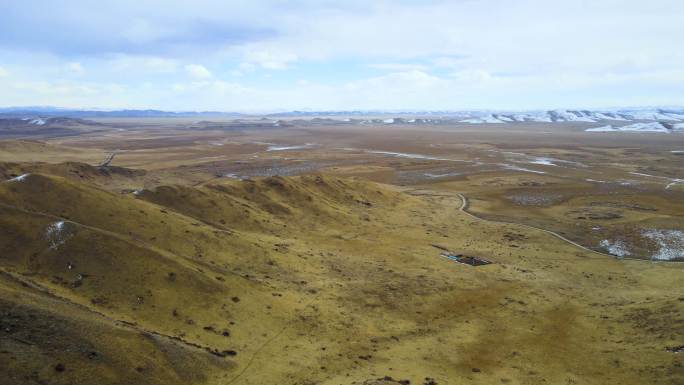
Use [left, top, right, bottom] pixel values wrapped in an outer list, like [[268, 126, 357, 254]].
[[453, 192, 682, 263], [454, 193, 616, 258]]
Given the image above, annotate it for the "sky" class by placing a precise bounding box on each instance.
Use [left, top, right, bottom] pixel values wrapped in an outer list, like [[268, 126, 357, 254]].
[[0, 0, 683, 112]]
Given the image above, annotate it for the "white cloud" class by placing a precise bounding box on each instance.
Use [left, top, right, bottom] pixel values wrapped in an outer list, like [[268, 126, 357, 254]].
[[241, 50, 298, 70], [1, 1, 683, 110], [368, 63, 429, 72], [110, 55, 178, 73], [184, 64, 212, 79], [121, 18, 170, 44], [0, 67, 8, 77], [346, 70, 442, 91], [65, 62, 84, 73]]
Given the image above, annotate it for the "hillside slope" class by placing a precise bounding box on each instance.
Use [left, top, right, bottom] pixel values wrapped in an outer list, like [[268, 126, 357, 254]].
[[0, 166, 682, 385]]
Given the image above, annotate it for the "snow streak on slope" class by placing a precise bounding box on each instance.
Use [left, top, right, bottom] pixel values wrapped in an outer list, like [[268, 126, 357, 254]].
[[586, 122, 675, 133]]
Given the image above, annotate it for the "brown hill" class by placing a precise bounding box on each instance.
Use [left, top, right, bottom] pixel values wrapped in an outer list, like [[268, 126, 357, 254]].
[[0, 165, 682, 385]]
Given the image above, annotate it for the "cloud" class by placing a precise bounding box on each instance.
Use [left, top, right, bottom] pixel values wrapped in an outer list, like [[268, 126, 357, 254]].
[[0, 1, 683, 110], [368, 63, 429, 72], [184, 64, 212, 79], [65, 62, 84, 73], [241, 50, 298, 70], [0, 2, 276, 56], [109, 55, 178, 73], [346, 70, 442, 91], [0, 67, 7, 77]]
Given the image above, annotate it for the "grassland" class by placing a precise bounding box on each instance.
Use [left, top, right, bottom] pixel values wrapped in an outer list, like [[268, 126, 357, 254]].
[[0, 118, 682, 385]]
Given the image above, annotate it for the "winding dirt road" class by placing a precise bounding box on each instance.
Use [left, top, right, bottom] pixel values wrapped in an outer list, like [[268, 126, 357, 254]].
[[454, 192, 684, 263], [454, 193, 615, 258]]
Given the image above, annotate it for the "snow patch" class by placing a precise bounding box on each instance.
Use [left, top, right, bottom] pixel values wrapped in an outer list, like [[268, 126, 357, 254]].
[[460, 116, 505, 124], [586, 125, 615, 132], [499, 163, 546, 174], [629, 172, 684, 189], [600, 239, 631, 257], [7, 173, 30, 182], [642, 229, 684, 261], [587, 122, 671, 133], [46, 221, 71, 249], [267, 143, 316, 151], [366, 150, 471, 163], [424, 172, 462, 178], [223, 173, 247, 180], [528, 157, 557, 166]]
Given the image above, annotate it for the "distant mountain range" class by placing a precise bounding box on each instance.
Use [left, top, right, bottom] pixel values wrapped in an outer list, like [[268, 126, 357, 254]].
[[0, 107, 242, 118], [1, 106, 684, 125], [450, 108, 684, 124]]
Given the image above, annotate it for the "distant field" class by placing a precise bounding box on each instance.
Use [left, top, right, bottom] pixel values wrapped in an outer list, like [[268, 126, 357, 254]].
[[17, 117, 682, 261]]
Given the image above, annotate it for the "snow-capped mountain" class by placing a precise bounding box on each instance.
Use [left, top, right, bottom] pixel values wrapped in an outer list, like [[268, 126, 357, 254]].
[[2, 107, 684, 130], [454, 108, 684, 124], [585, 122, 684, 133]]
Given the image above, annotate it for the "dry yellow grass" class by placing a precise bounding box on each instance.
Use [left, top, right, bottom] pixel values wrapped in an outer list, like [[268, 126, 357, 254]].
[[0, 161, 682, 385]]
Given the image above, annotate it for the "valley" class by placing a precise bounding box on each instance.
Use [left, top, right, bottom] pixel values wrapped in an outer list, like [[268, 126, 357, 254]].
[[0, 117, 682, 385]]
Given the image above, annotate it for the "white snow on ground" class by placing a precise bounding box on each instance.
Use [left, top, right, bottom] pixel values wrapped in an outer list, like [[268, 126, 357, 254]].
[[223, 173, 247, 180], [367, 150, 446, 160], [493, 150, 587, 168], [29, 118, 46, 125], [460, 116, 505, 124], [383, 118, 395, 124], [7, 173, 30, 182], [586, 125, 615, 132], [571, 114, 598, 122], [665, 113, 684, 120], [267, 143, 316, 151], [630, 172, 666, 178], [366, 150, 471, 163], [621, 123, 670, 132], [498, 163, 546, 174], [46, 221, 70, 250], [629, 172, 684, 190], [593, 112, 629, 121], [642, 229, 684, 260], [665, 180, 684, 190], [626, 111, 682, 121], [424, 172, 462, 178], [586, 122, 671, 133], [497, 150, 587, 168], [527, 114, 553, 122], [600, 239, 631, 257], [528, 157, 557, 166], [672, 150, 684, 153], [499, 151, 526, 156]]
